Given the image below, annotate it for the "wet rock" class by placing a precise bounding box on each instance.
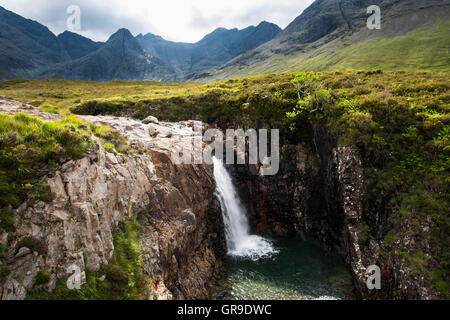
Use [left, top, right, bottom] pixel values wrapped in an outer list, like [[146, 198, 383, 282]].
[[229, 125, 435, 300]]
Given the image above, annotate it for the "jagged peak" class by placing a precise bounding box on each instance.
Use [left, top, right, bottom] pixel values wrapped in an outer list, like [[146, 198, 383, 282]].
[[108, 28, 135, 42], [58, 30, 93, 41], [256, 21, 282, 31], [139, 32, 164, 41]]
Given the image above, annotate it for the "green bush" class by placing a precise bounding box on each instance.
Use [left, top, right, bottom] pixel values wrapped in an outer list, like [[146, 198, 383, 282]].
[[0, 243, 7, 258], [35, 269, 51, 285], [17, 237, 46, 255], [0, 265, 10, 281]]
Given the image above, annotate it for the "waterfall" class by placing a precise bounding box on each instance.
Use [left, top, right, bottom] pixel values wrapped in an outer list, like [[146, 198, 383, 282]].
[[213, 157, 278, 261]]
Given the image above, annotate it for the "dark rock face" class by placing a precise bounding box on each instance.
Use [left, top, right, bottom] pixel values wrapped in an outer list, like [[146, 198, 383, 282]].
[[0, 5, 70, 79], [137, 21, 281, 79], [228, 125, 437, 299], [147, 195, 226, 299], [41, 29, 177, 82], [279, 0, 377, 45], [57, 31, 103, 60]]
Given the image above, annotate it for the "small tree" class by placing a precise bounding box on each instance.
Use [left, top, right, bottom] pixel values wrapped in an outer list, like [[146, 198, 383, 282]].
[[290, 72, 321, 100], [287, 72, 331, 127]]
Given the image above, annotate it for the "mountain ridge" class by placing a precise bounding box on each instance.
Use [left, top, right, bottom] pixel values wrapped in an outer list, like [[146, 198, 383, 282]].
[[0, 5, 71, 79], [137, 21, 281, 78], [0, 5, 281, 81], [57, 31, 103, 60], [187, 0, 450, 81], [0, 1, 448, 82], [40, 28, 176, 82]]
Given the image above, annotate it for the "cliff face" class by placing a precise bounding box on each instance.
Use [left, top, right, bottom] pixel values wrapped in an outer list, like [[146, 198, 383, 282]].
[[0, 101, 226, 300], [229, 127, 437, 300]]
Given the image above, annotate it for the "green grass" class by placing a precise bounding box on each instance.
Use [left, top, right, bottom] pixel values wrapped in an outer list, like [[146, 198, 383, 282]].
[[35, 269, 51, 285], [296, 21, 450, 73], [38, 102, 70, 116], [0, 79, 203, 111], [0, 114, 93, 231]]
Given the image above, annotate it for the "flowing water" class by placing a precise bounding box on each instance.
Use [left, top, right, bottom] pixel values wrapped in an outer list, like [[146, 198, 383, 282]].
[[213, 157, 278, 260], [212, 157, 355, 300]]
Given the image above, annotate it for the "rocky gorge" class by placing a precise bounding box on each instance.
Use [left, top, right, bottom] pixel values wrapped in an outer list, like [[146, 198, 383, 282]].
[[229, 127, 438, 300], [0, 70, 447, 301]]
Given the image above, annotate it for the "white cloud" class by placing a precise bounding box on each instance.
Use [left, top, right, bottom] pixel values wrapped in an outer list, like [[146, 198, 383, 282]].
[[0, 0, 312, 42]]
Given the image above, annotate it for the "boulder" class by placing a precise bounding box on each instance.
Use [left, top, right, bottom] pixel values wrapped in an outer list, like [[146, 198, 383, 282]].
[[142, 116, 159, 124]]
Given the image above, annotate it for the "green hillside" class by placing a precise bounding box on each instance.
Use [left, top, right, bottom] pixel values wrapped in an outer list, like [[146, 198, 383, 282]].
[[197, 20, 450, 81], [291, 20, 450, 73]]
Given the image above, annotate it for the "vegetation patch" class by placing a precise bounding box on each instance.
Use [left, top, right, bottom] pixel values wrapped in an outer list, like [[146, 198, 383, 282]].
[[0, 265, 10, 282], [35, 269, 51, 285], [27, 220, 151, 300], [17, 237, 46, 255]]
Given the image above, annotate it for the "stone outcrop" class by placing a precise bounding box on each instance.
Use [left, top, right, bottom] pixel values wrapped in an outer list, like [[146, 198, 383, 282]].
[[0, 99, 226, 300]]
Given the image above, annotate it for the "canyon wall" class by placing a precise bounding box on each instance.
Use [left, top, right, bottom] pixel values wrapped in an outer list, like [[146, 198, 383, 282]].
[[0, 102, 226, 300], [229, 126, 437, 299]]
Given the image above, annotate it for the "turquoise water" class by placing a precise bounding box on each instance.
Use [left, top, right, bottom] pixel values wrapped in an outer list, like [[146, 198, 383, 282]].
[[214, 237, 355, 300]]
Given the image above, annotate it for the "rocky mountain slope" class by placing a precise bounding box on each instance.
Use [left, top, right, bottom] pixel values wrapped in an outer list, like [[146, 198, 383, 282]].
[[137, 21, 281, 78], [189, 0, 450, 81], [0, 5, 280, 81], [57, 31, 103, 61], [41, 29, 177, 82], [0, 6, 70, 80], [0, 6, 106, 81]]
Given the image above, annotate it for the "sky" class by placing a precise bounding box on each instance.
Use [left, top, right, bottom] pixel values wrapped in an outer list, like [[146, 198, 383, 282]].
[[0, 0, 314, 43]]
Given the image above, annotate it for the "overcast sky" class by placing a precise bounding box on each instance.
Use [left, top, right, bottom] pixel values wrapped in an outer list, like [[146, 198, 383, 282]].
[[0, 0, 314, 43]]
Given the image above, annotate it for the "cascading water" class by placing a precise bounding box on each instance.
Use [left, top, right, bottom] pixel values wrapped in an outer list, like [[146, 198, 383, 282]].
[[213, 157, 278, 260], [212, 157, 355, 300]]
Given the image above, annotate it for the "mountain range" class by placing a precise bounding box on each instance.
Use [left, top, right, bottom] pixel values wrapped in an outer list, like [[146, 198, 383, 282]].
[[0, 0, 449, 82], [0, 5, 280, 82]]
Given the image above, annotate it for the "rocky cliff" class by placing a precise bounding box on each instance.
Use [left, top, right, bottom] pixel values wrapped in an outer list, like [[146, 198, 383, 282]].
[[0, 100, 226, 300], [229, 126, 438, 300]]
